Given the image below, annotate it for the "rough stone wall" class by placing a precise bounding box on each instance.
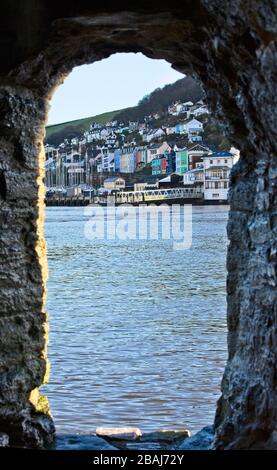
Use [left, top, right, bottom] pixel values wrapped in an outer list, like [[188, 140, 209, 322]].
[[0, 0, 276, 448], [0, 85, 55, 446]]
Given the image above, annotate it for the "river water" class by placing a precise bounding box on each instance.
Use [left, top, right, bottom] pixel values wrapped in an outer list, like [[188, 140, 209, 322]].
[[42, 205, 228, 434]]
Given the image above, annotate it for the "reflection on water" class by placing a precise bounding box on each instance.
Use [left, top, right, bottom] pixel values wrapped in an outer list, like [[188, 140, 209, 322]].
[[42, 205, 228, 433]]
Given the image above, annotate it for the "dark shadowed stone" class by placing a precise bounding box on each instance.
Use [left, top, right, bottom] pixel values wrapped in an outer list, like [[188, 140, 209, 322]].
[[52, 434, 118, 450], [140, 429, 190, 443], [177, 426, 214, 450], [0, 0, 276, 450], [101, 429, 191, 450]]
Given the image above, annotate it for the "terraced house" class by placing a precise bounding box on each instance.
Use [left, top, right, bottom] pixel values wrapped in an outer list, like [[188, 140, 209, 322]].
[[175, 147, 189, 175], [203, 151, 237, 203]]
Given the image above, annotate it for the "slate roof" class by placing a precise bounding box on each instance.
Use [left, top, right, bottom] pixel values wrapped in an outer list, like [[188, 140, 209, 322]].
[[205, 151, 233, 158], [104, 177, 124, 182]]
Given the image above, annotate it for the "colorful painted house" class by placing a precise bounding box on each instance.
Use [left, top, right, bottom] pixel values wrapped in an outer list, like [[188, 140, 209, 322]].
[[135, 145, 148, 170], [114, 148, 121, 173], [166, 149, 176, 174], [188, 143, 210, 169], [151, 156, 167, 175], [147, 142, 171, 164], [175, 122, 186, 134], [175, 148, 189, 174], [120, 146, 136, 173]]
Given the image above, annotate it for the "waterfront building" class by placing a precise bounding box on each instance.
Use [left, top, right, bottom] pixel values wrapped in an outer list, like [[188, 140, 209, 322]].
[[188, 143, 210, 169], [151, 156, 167, 175], [159, 173, 184, 188], [165, 149, 176, 174], [98, 147, 112, 173], [183, 166, 204, 188], [203, 150, 234, 202], [114, 148, 122, 173], [66, 152, 85, 186], [134, 177, 159, 191], [135, 145, 148, 170], [175, 148, 189, 174], [120, 145, 136, 173], [95, 146, 116, 173], [104, 176, 125, 191]]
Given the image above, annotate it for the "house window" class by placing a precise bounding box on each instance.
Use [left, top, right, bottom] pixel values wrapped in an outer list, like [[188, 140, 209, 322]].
[[224, 159, 228, 163], [210, 159, 213, 164], [212, 193, 219, 197]]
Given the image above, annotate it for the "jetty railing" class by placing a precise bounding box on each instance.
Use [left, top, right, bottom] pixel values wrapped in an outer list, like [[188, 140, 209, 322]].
[[116, 187, 203, 204]]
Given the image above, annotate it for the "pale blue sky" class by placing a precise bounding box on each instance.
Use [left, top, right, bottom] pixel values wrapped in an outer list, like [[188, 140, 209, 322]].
[[47, 53, 184, 125]]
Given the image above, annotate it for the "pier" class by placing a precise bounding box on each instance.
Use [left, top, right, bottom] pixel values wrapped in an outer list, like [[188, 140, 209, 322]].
[[112, 187, 203, 205], [45, 195, 92, 206]]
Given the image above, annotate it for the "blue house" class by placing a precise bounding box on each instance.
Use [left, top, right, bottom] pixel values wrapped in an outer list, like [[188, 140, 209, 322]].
[[114, 148, 122, 173], [175, 123, 185, 134]]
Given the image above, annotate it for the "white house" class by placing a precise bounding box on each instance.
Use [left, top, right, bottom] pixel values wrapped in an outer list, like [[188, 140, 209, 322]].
[[147, 141, 171, 164], [95, 154, 103, 173], [166, 126, 176, 135], [203, 150, 234, 202], [168, 101, 193, 116], [120, 146, 136, 173], [185, 118, 204, 142], [191, 105, 210, 116], [185, 118, 203, 132], [100, 128, 110, 139], [183, 167, 204, 191], [146, 128, 165, 142], [175, 118, 203, 137], [96, 147, 115, 173], [229, 146, 240, 163], [106, 131, 117, 145], [104, 176, 125, 191], [87, 130, 102, 141], [71, 137, 79, 146]]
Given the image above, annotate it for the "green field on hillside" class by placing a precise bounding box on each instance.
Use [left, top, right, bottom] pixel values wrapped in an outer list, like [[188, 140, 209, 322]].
[[46, 109, 124, 144]]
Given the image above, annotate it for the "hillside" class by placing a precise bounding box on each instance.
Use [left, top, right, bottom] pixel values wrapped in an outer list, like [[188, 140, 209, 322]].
[[46, 109, 123, 146], [117, 76, 204, 123], [45, 75, 204, 146]]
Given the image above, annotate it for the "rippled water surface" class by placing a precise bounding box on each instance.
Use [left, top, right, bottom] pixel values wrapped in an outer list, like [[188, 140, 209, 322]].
[[42, 205, 228, 434]]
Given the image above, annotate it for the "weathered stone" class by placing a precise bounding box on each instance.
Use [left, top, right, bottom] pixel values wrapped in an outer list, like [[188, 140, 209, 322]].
[[177, 426, 214, 450], [0, 0, 276, 450], [96, 427, 142, 441], [99, 429, 190, 450], [140, 429, 190, 442], [52, 434, 118, 450]]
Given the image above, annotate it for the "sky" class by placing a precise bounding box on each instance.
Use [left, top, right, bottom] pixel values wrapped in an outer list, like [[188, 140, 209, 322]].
[[47, 53, 184, 126]]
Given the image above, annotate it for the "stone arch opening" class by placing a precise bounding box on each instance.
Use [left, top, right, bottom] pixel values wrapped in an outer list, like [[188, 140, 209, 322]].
[[42, 53, 229, 440], [0, 4, 276, 450]]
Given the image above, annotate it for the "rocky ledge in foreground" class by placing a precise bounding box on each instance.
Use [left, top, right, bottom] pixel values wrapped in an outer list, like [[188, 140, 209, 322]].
[[52, 426, 214, 450], [96, 427, 190, 450]]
